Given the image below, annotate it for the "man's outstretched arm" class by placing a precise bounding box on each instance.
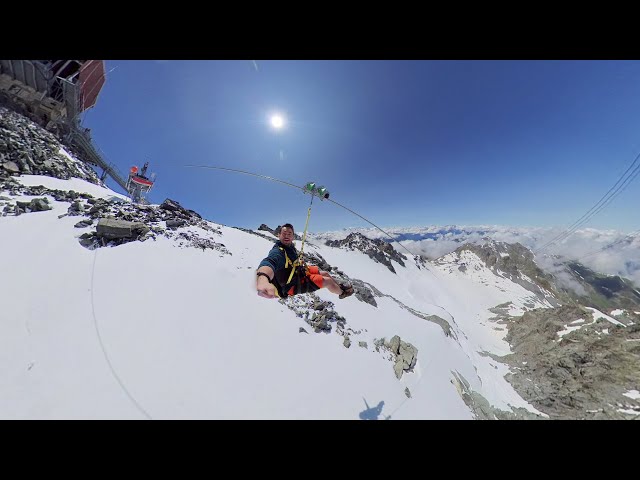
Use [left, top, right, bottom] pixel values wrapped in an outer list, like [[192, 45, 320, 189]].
[[256, 247, 285, 299], [256, 265, 277, 298]]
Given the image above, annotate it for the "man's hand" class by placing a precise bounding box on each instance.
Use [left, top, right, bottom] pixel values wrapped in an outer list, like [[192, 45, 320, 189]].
[[257, 273, 277, 299]]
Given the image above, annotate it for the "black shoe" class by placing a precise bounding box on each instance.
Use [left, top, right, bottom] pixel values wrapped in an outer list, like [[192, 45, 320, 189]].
[[339, 283, 354, 299]]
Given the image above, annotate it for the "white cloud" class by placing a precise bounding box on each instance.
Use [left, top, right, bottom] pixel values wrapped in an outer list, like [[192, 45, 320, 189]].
[[534, 255, 589, 296]]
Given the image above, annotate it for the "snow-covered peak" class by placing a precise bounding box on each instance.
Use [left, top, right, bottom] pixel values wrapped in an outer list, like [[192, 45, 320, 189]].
[[323, 232, 407, 274]]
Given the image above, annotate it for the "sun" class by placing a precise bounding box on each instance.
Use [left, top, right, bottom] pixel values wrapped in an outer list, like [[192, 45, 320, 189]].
[[269, 113, 286, 130]]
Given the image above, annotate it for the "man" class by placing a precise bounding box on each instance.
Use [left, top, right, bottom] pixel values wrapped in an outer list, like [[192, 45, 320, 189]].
[[256, 223, 354, 299]]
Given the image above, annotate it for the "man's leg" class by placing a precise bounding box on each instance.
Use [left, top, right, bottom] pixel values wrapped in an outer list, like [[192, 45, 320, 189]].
[[319, 271, 343, 295], [320, 270, 354, 298], [309, 267, 353, 297]]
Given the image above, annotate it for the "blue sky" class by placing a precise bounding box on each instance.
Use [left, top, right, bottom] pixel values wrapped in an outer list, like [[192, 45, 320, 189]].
[[83, 60, 640, 233]]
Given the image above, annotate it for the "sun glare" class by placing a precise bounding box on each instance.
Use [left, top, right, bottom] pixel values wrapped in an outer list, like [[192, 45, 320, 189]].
[[270, 114, 285, 130]]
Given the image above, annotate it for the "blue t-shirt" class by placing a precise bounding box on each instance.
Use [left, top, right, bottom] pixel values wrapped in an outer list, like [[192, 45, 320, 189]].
[[258, 241, 298, 274]]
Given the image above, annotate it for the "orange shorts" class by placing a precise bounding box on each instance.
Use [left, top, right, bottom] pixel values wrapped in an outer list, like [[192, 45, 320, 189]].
[[286, 266, 323, 296], [307, 265, 324, 288]]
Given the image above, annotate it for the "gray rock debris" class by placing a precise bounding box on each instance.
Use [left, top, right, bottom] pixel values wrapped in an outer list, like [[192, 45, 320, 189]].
[[67, 200, 85, 216], [497, 305, 640, 420], [96, 217, 150, 240], [166, 219, 187, 229], [2, 161, 20, 174], [281, 292, 347, 334], [15, 197, 51, 214], [74, 219, 93, 228], [0, 106, 102, 183], [384, 335, 418, 379]]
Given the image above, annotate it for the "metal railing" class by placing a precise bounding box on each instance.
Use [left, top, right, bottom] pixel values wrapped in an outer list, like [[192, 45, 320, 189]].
[[68, 128, 129, 193]]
